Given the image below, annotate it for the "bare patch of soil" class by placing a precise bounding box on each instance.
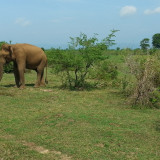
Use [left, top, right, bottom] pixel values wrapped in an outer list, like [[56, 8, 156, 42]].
[[23, 141, 72, 159]]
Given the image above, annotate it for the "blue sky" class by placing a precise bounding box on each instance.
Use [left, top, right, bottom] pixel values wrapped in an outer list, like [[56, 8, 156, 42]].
[[0, 0, 160, 49]]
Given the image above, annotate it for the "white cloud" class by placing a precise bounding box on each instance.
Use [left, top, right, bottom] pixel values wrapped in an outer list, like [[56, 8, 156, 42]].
[[120, 6, 137, 16], [15, 18, 31, 27], [144, 7, 160, 15]]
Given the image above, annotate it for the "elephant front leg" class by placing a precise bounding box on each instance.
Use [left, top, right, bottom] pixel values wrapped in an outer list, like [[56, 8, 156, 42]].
[[18, 65, 25, 89], [14, 63, 20, 88], [19, 71, 25, 89]]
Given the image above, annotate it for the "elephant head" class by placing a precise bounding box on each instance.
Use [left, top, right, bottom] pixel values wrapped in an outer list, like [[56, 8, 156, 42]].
[[0, 44, 13, 81]]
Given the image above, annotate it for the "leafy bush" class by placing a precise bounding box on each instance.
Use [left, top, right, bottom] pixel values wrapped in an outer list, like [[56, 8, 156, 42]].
[[91, 59, 118, 87], [48, 30, 119, 89], [4, 62, 14, 73]]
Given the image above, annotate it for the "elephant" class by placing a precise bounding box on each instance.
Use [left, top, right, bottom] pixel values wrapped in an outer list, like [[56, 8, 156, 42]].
[[0, 43, 48, 89]]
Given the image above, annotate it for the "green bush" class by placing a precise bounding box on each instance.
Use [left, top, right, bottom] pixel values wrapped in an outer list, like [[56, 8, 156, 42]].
[[48, 30, 119, 89], [91, 59, 118, 87], [4, 62, 14, 73], [45, 48, 61, 67], [149, 89, 160, 108]]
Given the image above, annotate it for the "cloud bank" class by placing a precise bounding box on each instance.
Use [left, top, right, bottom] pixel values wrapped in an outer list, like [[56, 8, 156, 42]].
[[120, 6, 137, 16]]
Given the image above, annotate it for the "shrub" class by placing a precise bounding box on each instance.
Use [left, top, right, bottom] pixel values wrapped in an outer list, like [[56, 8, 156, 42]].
[[123, 55, 160, 108], [49, 30, 119, 89], [4, 62, 14, 73], [91, 59, 118, 87]]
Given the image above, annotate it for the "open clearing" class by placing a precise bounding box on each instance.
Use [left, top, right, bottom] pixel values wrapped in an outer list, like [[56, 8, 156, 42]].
[[0, 71, 160, 160]]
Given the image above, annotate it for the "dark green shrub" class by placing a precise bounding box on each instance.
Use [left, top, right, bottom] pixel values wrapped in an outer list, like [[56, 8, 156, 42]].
[[4, 62, 14, 73]]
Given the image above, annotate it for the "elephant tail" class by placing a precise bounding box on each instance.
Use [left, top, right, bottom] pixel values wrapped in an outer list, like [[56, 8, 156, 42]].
[[45, 61, 48, 84]]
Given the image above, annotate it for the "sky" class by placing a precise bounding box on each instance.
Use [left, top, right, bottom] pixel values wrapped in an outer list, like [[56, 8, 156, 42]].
[[0, 0, 160, 49]]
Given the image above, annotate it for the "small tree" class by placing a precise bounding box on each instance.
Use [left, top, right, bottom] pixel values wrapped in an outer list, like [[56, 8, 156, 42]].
[[152, 33, 160, 49], [140, 38, 150, 52], [50, 30, 119, 89]]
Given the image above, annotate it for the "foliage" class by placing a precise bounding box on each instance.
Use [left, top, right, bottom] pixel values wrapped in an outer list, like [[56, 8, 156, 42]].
[[41, 47, 45, 51], [49, 30, 119, 89], [119, 48, 134, 55], [123, 55, 160, 108], [149, 48, 157, 55], [133, 48, 142, 55], [4, 62, 14, 73], [140, 38, 150, 52], [152, 33, 160, 49], [116, 47, 120, 51], [91, 59, 118, 87]]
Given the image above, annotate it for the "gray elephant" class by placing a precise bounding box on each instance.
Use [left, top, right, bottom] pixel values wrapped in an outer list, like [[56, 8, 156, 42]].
[[0, 43, 48, 89]]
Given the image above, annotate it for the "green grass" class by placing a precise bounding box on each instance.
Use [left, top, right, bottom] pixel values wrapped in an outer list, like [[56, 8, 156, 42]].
[[0, 70, 160, 160]]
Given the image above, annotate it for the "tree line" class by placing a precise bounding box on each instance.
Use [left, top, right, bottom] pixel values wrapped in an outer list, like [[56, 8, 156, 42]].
[[140, 33, 160, 52]]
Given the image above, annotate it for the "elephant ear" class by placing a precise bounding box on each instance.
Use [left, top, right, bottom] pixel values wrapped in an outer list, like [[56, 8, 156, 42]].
[[2, 44, 13, 56], [1, 44, 14, 60]]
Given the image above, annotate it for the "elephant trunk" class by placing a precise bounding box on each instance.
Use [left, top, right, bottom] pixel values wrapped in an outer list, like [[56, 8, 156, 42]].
[[0, 63, 4, 81]]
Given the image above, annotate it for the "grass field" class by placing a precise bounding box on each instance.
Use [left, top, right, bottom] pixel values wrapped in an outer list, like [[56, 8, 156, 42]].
[[0, 70, 160, 160]]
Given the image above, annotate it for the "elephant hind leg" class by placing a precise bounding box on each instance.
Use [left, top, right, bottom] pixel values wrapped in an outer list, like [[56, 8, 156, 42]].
[[40, 70, 46, 87], [34, 69, 45, 88], [34, 58, 47, 88]]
